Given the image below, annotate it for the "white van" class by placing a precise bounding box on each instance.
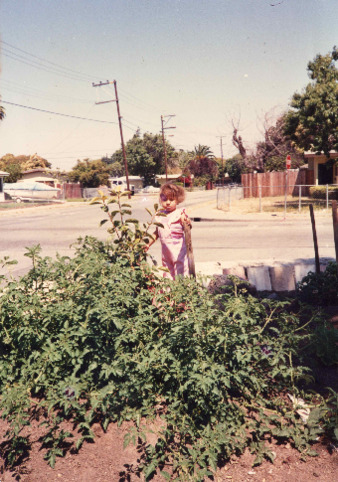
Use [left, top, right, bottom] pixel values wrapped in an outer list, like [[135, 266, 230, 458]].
[[109, 178, 135, 195]]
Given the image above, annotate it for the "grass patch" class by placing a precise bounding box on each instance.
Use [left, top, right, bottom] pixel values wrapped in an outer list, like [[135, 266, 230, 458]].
[[0, 202, 52, 210], [219, 195, 331, 214]]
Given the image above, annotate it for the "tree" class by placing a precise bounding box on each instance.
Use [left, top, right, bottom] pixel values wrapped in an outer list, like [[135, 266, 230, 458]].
[[232, 113, 303, 173], [0, 106, 5, 121], [224, 154, 248, 183], [21, 153, 52, 170], [68, 159, 111, 187], [187, 145, 218, 180], [0, 154, 23, 183], [108, 132, 177, 186], [284, 46, 338, 156], [176, 149, 193, 173], [0, 152, 52, 182]]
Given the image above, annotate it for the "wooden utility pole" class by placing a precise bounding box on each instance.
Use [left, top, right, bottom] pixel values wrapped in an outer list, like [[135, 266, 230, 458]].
[[216, 136, 225, 185], [309, 204, 320, 274], [161, 115, 176, 182], [92, 80, 130, 197]]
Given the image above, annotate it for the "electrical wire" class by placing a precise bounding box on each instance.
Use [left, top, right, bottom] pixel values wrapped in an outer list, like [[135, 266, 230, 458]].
[[1, 40, 94, 82], [1, 100, 118, 124], [2, 51, 91, 83]]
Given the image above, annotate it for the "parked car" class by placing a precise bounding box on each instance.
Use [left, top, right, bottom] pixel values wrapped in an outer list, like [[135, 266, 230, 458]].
[[142, 185, 160, 193]]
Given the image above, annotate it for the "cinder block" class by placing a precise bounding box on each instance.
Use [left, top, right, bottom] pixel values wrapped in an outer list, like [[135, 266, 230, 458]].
[[294, 263, 316, 283], [222, 266, 247, 279], [195, 262, 223, 286], [246, 266, 271, 291], [269, 264, 295, 291]]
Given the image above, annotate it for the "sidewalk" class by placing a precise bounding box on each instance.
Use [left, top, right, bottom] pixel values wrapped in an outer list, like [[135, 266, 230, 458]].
[[185, 199, 335, 290]]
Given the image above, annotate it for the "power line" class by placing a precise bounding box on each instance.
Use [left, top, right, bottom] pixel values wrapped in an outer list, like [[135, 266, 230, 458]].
[[2, 51, 90, 83], [1, 40, 94, 82], [0, 81, 91, 104], [1, 100, 119, 124]]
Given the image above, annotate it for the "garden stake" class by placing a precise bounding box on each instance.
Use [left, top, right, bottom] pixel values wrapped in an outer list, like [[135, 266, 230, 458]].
[[309, 204, 320, 274], [183, 221, 196, 278], [332, 200, 338, 274]]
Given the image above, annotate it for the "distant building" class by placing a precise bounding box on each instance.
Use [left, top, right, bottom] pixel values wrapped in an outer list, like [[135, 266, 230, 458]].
[[304, 151, 338, 185], [20, 168, 58, 187], [155, 174, 182, 186]]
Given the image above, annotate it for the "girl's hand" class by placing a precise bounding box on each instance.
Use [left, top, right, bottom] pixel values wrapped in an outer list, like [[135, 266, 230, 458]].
[[181, 212, 192, 228]]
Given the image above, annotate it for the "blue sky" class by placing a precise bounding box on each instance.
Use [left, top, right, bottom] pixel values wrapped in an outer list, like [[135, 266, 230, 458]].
[[0, 0, 337, 170]]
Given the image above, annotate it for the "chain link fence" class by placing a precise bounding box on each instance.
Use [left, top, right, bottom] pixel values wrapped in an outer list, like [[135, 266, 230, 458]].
[[217, 184, 338, 213]]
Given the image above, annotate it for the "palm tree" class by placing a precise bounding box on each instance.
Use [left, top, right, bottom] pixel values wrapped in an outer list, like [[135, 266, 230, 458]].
[[188, 145, 218, 180], [192, 144, 215, 160], [0, 106, 5, 121]]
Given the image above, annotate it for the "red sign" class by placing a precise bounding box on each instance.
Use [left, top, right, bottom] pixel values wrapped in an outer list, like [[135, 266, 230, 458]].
[[286, 155, 291, 170]]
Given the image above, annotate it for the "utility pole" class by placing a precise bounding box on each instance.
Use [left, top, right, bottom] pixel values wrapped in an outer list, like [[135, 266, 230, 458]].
[[216, 136, 225, 185], [92, 80, 130, 197], [161, 115, 176, 182]]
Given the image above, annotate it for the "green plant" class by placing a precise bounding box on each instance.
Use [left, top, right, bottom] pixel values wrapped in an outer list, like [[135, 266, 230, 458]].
[[297, 261, 338, 306], [0, 194, 337, 480], [309, 186, 338, 200]]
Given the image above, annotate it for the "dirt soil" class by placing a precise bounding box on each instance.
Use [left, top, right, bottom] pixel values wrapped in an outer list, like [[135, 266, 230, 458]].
[[1, 415, 337, 482]]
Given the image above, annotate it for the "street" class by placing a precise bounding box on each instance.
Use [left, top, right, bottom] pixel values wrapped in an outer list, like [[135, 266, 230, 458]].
[[0, 190, 335, 279]]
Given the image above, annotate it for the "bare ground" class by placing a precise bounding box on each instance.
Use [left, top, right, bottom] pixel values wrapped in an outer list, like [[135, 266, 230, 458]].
[[1, 412, 337, 481]]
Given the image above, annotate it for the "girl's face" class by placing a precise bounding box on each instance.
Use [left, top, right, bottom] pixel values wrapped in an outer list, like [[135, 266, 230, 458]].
[[160, 194, 177, 212]]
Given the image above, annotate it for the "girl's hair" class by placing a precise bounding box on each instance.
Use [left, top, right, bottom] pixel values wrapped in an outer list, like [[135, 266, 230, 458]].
[[160, 183, 185, 204]]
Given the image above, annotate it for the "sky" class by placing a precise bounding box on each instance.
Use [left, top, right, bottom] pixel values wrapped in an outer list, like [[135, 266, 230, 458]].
[[0, 0, 337, 171]]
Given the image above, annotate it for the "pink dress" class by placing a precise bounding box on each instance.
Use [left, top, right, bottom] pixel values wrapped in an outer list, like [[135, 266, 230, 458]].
[[155, 207, 189, 280]]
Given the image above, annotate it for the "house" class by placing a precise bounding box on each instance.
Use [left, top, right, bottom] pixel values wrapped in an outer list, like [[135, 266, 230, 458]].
[[19, 168, 58, 187], [0, 170, 9, 202], [155, 174, 182, 186], [304, 151, 338, 185]]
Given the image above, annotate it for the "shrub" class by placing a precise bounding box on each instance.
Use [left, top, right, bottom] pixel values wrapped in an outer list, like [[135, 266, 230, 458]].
[[297, 261, 338, 306], [0, 191, 337, 479], [309, 186, 338, 200]]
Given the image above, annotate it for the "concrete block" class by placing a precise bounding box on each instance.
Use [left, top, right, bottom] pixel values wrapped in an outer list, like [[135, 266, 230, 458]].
[[246, 266, 271, 291], [269, 264, 295, 292], [222, 265, 247, 279], [294, 263, 316, 283], [195, 262, 223, 286]]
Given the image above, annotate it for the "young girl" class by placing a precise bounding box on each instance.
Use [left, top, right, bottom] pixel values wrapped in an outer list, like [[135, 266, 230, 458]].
[[147, 183, 191, 280]]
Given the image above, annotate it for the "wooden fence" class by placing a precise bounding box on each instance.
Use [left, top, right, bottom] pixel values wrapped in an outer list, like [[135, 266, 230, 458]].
[[241, 170, 315, 198], [56, 183, 83, 199]]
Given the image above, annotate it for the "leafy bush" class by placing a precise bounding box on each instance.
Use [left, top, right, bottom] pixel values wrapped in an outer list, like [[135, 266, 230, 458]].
[[0, 191, 337, 480], [297, 261, 338, 306], [309, 186, 338, 200]]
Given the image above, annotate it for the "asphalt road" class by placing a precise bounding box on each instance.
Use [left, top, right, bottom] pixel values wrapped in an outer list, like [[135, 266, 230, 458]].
[[0, 190, 335, 278]]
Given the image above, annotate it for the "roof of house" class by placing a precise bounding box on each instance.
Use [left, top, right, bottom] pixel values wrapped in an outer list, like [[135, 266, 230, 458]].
[[19, 176, 56, 182], [0, 171, 9, 177], [156, 174, 182, 180], [304, 151, 338, 159], [109, 176, 143, 181]]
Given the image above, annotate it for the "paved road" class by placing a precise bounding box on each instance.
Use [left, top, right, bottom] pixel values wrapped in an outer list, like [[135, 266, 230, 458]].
[[0, 191, 335, 278]]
